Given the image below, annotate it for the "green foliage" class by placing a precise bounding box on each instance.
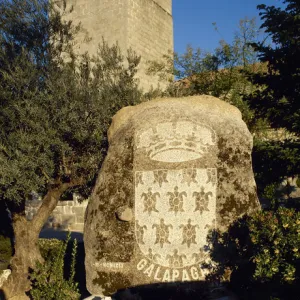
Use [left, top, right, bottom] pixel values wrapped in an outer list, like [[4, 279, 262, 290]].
[[0, 0, 142, 205], [0, 3, 141, 295], [249, 0, 300, 135], [210, 208, 300, 299], [246, 0, 300, 199], [262, 183, 281, 210], [38, 238, 64, 260], [249, 208, 300, 283], [150, 12, 298, 198], [147, 18, 265, 133], [0, 235, 12, 267], [252, 139, 300, 195], [30, 235, 80, 300], [297, 177, 300, 187]]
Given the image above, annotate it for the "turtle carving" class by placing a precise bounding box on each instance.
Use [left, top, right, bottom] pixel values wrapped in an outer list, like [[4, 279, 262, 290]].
[[152, 219, 173, 248], [167, 186, 187, 214], [136, 220, 147, 244], [147, 248, 161, 263], [141, 187, 160, 214], [180, 219, 199, 248], [135, 172, 144, 187], [153, 169, 168, 187], [206, 168, 217, 186], [193, 187, 213, 214], [181, 168, 198, 186], [166, 249, 187, 268], [192, 248, 207, 263]]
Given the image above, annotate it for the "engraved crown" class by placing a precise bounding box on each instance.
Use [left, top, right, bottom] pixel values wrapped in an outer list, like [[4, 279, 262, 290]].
[[136, 121, 216, 162]]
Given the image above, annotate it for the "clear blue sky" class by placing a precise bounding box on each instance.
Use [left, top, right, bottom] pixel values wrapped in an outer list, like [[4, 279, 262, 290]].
[[172, 0, 284, 54]]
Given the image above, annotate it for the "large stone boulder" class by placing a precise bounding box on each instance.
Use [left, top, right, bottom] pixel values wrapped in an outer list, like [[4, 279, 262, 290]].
[[84, 95, 260, 296]]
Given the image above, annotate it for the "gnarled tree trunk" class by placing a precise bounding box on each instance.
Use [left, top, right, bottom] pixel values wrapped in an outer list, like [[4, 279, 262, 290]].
[[2, 187, 66, 299]]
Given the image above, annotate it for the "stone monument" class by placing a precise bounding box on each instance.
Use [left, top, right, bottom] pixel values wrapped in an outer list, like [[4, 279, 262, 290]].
[[84, 95, 260, 296], [62, 0, 173, 91]]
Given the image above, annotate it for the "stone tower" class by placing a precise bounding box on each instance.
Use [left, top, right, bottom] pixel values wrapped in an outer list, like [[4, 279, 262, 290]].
[[64, 0, 173, 91]]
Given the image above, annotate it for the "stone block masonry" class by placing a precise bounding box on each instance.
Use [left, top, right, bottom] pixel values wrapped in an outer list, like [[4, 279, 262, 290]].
[[62, 0, 173, 91], [127, 0, 173, 90], [25, 195, 88, 232]]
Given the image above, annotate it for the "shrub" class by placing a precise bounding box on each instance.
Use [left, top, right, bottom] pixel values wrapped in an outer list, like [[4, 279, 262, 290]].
[[0, 236, 12, 268], [249, 207, 300, 283], [38, 238, 64, 261], [210, 207, 300, 299], [29, 234, 80, 299]]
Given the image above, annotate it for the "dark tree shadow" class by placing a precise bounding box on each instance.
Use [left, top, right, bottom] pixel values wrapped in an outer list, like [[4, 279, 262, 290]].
[[0, 202, 13, 240], [205, 216, 300, 300], [113, 281, 236, 300], [107, 215, 300, 300], [0, 201, 13, 271], [0, 289, 6, 300]]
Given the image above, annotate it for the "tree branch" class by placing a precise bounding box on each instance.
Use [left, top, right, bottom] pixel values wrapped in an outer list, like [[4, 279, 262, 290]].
[[40, 167, 52, 183], [32, 175, 86, 231]]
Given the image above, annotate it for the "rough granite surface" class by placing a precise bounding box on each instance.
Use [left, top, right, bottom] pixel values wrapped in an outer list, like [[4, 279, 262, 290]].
[[84, 96, 260, 296]]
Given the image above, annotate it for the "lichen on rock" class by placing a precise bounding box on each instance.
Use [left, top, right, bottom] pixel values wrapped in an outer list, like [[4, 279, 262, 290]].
[[84, 95, 260, 296]]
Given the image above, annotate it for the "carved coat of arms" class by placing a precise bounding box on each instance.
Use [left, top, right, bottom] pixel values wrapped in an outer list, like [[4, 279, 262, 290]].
[[135, 168, 217, 270], [134, 121, 217, 281]]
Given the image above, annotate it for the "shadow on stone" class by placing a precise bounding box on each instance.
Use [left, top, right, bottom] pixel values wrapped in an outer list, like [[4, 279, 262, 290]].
[[113, 281, 236, 300], [0, 289, 6, 300], [84, 96, 260, 296], [204, 216, 300, 300], [109, 215, 300, 300]]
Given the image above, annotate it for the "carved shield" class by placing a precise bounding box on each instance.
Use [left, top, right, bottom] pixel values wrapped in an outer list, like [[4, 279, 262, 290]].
[[135, 168, 217, 269]]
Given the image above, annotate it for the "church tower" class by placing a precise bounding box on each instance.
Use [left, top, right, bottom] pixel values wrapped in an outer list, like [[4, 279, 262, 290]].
[[64, 0, 173, 90]]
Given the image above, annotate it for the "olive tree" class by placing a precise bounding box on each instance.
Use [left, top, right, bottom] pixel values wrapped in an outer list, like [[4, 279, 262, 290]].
[[0, 0, 142, 298]]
